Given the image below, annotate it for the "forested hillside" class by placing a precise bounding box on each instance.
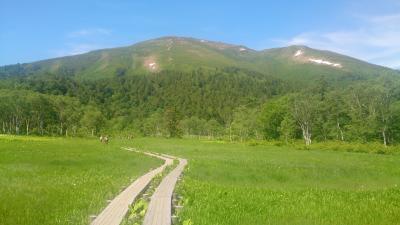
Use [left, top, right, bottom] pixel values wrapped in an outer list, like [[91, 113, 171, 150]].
[[1, 37, 399, 146]]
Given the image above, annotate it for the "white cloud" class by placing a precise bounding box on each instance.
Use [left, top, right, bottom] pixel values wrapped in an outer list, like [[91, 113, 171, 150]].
[[51, 28, 113, 58], [67, 28, 111, 38], [367, 13, 400, 26], [53, 43, 106, 57], [280, 13, 400, 69]]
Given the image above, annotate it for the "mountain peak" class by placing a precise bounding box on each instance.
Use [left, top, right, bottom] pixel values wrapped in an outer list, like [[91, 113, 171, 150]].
[[287, 44, 310, 49], [1, 36, 397, 81], [139, 36, 253, 52]]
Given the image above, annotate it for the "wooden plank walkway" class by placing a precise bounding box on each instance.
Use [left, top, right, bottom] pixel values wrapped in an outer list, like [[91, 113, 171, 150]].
[[143, 154, 187, 225], [91, 148, 173, 225]]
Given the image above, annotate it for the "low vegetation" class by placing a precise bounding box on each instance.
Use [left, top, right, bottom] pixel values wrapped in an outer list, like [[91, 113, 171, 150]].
[[2, 135, 399, 224], [0, 136, 162, 225], [133, 137, 400, 225], [122, 159, 177, 225]]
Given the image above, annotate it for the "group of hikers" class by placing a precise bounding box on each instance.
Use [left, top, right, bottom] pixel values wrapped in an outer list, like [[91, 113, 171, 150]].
[[99, 135, 109, 144], [99, 134, 135, 144]]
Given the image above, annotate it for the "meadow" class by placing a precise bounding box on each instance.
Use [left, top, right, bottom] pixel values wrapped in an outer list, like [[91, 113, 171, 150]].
[[0, 136, 162, 225], [131, 138, 400, 225], [2, 135, 400, 225]]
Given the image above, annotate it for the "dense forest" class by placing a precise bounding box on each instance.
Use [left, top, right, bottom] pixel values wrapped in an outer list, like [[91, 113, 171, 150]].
[[1, 37, 400, 146], [1, 66, 400, 146], [0, 68, 284, 136]]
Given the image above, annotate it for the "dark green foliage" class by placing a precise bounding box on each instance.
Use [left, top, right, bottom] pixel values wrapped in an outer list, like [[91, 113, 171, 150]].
[[0, 68, 284, 138], [164, 107, 182, 138], [0, 37, 400, 145], [259, 78, 400, 145], [260, 97, 290, 139]]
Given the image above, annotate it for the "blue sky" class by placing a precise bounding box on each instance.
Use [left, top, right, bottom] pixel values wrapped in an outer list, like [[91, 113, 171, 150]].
[[1, 0, 400, 68]]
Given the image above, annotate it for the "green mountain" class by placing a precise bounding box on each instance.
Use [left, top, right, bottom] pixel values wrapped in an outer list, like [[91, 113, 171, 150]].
[[1, 36, 398, 84], [0, 36, 400, 142]]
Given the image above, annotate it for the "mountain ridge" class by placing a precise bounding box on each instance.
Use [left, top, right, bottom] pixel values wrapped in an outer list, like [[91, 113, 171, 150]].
[[0, 37, 391, 68], [0, 36, 399, 82]]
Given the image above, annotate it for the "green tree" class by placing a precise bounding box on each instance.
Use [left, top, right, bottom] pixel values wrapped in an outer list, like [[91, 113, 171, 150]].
[[260, 97, 289, 139], [164, 108, 182, 138], [205, 119, 223, 139], [291, 93, 318, 146], [80, 106, 105, 136], [143, 111, 164, 136], [278, 114, 297, 144], [231, 106, 261, 141]]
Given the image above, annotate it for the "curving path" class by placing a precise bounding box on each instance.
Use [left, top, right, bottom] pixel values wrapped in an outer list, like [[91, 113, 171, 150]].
[[91, 148, 173, 225], [143, 154, 187, 225]]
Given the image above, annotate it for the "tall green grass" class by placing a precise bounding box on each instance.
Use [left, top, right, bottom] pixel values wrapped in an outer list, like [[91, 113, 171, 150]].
[[0, 136, 162, 225], [132, 137, 400, 225], [2, 136, 399, 224]]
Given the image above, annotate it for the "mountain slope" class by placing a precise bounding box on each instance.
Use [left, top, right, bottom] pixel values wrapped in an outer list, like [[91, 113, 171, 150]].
[[1, 37, 400, 142], [0, 36, 399, 83]]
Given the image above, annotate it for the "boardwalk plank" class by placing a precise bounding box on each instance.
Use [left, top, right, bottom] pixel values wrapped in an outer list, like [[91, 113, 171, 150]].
[[143, 155, 187, 225], [91, 149, 173, 225]]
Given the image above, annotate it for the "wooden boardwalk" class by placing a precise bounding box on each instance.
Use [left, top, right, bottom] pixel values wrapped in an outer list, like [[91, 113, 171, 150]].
[[91, 148, 173, 225], [143, 154, 187, 225]]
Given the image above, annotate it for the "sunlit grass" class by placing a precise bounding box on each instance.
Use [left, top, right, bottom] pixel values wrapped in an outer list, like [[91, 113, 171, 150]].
[[132, 137, 400, 225], [0, 134, 57, 142], [2, 136, 399, 224], [0, 136, 162, 225]]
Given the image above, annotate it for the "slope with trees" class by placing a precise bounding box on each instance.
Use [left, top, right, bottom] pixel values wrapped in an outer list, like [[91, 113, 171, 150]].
[[0, 37, 399, 148]]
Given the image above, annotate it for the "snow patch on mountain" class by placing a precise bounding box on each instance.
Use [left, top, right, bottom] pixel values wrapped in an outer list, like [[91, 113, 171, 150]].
[[148, 62, 156, 68], [144, 56, 158, 71], [239, 47, 247, 52], [294, 50, 303, 57], [292, 49, 342, 68], [308, 58, 342, 68]]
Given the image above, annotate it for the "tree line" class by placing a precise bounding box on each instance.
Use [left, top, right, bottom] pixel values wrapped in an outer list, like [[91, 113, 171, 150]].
[[0, 90, 106, 136], [0, 68, 399, 146], [260, 80, 400, 146]]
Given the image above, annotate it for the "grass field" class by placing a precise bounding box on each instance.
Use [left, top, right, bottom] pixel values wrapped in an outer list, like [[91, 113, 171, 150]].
[[0, 136, 162, 225], [2, 136, 400, 225], [131, 138, 400, 225]]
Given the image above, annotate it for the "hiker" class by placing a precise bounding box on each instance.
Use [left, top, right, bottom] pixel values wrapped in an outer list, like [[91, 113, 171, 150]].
[[100, 135, 109, 144]]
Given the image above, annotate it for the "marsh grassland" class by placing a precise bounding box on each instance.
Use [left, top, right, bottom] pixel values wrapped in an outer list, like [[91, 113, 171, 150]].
[[1, 136, 400, 225], [0, 136, 162, 225], [132, 138, 400, 225]]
